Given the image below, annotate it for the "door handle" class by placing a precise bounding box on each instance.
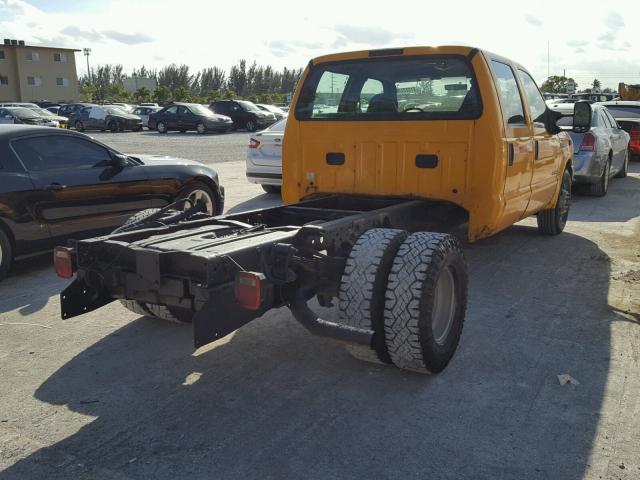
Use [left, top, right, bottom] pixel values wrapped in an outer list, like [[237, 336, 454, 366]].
[[46, 183, 67, 191], [534, 140, 539, 160], [508, 144, 514, 166]]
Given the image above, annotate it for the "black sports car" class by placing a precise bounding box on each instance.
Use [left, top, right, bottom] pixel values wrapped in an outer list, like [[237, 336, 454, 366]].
[[0, 125, 225, 280]]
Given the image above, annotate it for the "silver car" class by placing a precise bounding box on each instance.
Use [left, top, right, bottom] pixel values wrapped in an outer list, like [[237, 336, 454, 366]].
[[556, 104, 629, 196], [132, 106, 162, 128]]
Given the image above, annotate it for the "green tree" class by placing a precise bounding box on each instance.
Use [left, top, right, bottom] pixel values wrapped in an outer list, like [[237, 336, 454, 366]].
[[592, 79, 601, 91], [134, 86, 151, 102], [173, 86, 192, 102], [106, 83, 130, 102], [224, 89, 237, 100], [540, 75, 577, 93], [79, 85, 97, 102], [207, 89, 222, 102], [153, 85, 172, 104]]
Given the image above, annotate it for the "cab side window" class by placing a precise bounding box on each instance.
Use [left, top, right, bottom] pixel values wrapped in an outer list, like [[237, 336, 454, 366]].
[[11, 136, 112, 172], [491, 61, 525, 125], [518, 70, 547, 123]]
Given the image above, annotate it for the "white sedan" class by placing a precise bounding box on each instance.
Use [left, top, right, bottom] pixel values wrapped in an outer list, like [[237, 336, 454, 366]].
[[246, 118, 285, 194]]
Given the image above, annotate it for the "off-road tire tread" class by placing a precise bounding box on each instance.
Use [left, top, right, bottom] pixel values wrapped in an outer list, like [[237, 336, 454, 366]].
[[338, 228, 409, 364], [384, 232, 468, 374]]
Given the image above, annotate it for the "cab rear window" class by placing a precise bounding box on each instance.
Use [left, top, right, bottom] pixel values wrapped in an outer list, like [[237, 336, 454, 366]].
[[295, 56, 482, 121]]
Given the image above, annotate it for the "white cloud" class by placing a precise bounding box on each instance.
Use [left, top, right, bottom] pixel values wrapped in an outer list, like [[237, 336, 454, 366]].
[[525, 14, 543, 26]]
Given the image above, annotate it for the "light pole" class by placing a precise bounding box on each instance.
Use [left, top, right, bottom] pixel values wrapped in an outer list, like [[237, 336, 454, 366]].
[[83, 48, 91, 84]]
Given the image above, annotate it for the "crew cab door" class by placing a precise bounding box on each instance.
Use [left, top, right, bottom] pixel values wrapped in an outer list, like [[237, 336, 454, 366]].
[[491, 60, 533, 223], [517, 69, 561, 214], [10, 133, 152, 245]]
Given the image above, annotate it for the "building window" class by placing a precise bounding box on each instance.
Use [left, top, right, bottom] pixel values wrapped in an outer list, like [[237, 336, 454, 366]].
[[56, 77, 69, 87], [0, 76, 8, 86], [0, 50, 5, 60], [53, 52, 67, 63], [25, 51, 40, 61], [27, 76, 42, 86]]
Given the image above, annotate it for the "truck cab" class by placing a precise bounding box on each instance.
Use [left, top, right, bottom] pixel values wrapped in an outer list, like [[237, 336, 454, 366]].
[[283, 46, 574, 241]]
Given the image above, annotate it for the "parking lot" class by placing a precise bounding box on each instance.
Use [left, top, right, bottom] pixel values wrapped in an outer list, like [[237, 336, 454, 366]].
[[0, 131, 639, 480]]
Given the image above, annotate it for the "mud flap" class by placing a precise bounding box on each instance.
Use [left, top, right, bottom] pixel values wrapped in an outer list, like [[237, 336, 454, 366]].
[[193, 283, 271, 349], [61, 279, 114, 319]]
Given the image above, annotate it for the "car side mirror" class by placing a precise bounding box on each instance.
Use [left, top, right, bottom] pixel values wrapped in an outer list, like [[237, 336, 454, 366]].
[[573, 102, 592, 133], [110, 153, 129, 169]]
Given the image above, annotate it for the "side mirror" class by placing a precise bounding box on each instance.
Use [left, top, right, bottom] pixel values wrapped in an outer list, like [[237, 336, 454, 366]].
[[573, 102, 592, 133], [110, 153, 129, 168]]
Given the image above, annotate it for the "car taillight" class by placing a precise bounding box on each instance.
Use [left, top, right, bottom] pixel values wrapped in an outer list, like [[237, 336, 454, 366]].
[[54, 246, 74, 278], [249, 138, 261, 149], [630, 125, 640, 152], [579, 132, 596, 152], [234, 271, 266, 310]]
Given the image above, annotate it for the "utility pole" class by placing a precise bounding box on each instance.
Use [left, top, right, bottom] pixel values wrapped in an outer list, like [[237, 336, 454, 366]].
[[83, 48, 92, 84]]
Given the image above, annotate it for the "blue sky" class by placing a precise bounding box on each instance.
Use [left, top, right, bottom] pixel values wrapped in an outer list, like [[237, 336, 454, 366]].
[[1, 0, 638, 88]]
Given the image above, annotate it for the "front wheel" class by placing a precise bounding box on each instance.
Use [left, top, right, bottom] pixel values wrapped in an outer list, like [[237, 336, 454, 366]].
[[537, 169, 571, 235], [108, 121, 119, 133], [74, 120, 85, 132], [384, 232, 468, 374], [181, 182, 217, 215], [0, 228, 12, 282], [245, 119, 257, 132], [157, 121, 167, 134], [196, 122, 206, 134]]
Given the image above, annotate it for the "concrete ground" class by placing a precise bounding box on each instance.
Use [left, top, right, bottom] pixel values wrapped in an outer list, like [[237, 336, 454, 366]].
[[0, 131, 639, 480]]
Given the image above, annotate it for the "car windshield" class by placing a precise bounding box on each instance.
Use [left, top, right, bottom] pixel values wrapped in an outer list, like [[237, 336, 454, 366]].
[[237, 100, 261, 112], [603, 106, 640, 119], [295, 55, 482, 120], [188, 104, 215, 117], [8, 107, 41, 118], [31, 107, 55, 117], [105, 107, 127, 115]]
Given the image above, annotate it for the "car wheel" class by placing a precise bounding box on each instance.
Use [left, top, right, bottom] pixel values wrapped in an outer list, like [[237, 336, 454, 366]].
[[133, 126, 142, 132], [108, 121, 119, 133], [537, 169, 571, 235], [74, 121, 84, 132], [245, 119, 257, 132], [261, 185, 281, 194], [181, 182, 217, 215], [0, 228, 12, 282], [196, 122, 207, 134], [157, 121, 167, 134], [614, 150, 628, 178], [589, 155, 611, 197]]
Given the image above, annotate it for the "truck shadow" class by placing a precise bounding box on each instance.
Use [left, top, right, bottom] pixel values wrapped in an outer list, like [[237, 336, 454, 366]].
[[0, 229, 624, 480]]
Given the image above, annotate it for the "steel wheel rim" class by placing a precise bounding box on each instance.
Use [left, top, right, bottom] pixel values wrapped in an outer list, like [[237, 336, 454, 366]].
[[247, 121, 254, 131], [432, 266, 456, 345], [197, 123, 205, 134], [186, 189, 213, 215], [158, 122, 165, 132]]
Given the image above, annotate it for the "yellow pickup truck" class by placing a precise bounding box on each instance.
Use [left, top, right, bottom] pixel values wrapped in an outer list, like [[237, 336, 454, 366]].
[[58, 46, 590, 375]]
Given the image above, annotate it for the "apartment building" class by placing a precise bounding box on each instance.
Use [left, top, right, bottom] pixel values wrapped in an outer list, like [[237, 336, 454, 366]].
[[0, 39, 80, 102]]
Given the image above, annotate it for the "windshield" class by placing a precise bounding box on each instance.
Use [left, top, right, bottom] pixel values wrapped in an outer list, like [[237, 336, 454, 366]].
[[237, 100, 260, 112], [188, 104, 215, 117], [31, 107, 55, 117], [603, 105, 640, 119], [295, 55, 482, 121], [260, 104, 284, 114], [8, 107, 41, 118]]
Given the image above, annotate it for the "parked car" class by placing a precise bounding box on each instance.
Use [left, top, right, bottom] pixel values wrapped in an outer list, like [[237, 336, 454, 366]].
[[46, 106, 61, 115], [556, 103, 629, 196], [246, 118, 285, 193], [27, 106, 69, 129], [0, 124, 225, 280], [148, 103, 233, 134], [139, 102, 159, 107], [256, 103, 288, 120], [209, 100, 277, 131], [0, 107, 54, 127], [132, 105, 162, 128], [598, 101, 640, 160], [58, 103, 95, 120], [70, 105, 143, 132]]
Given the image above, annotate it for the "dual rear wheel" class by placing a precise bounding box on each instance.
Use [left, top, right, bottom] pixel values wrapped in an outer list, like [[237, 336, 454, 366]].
[[338, 228, 468, 374]]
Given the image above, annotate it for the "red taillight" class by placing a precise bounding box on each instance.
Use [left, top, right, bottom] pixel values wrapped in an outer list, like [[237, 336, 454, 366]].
[[54, 246, 74, 278], [630, 125, 640, 153], [234, 271, 266, 310], [249, 138, 261, 149], [579, 132, 596, 152]]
